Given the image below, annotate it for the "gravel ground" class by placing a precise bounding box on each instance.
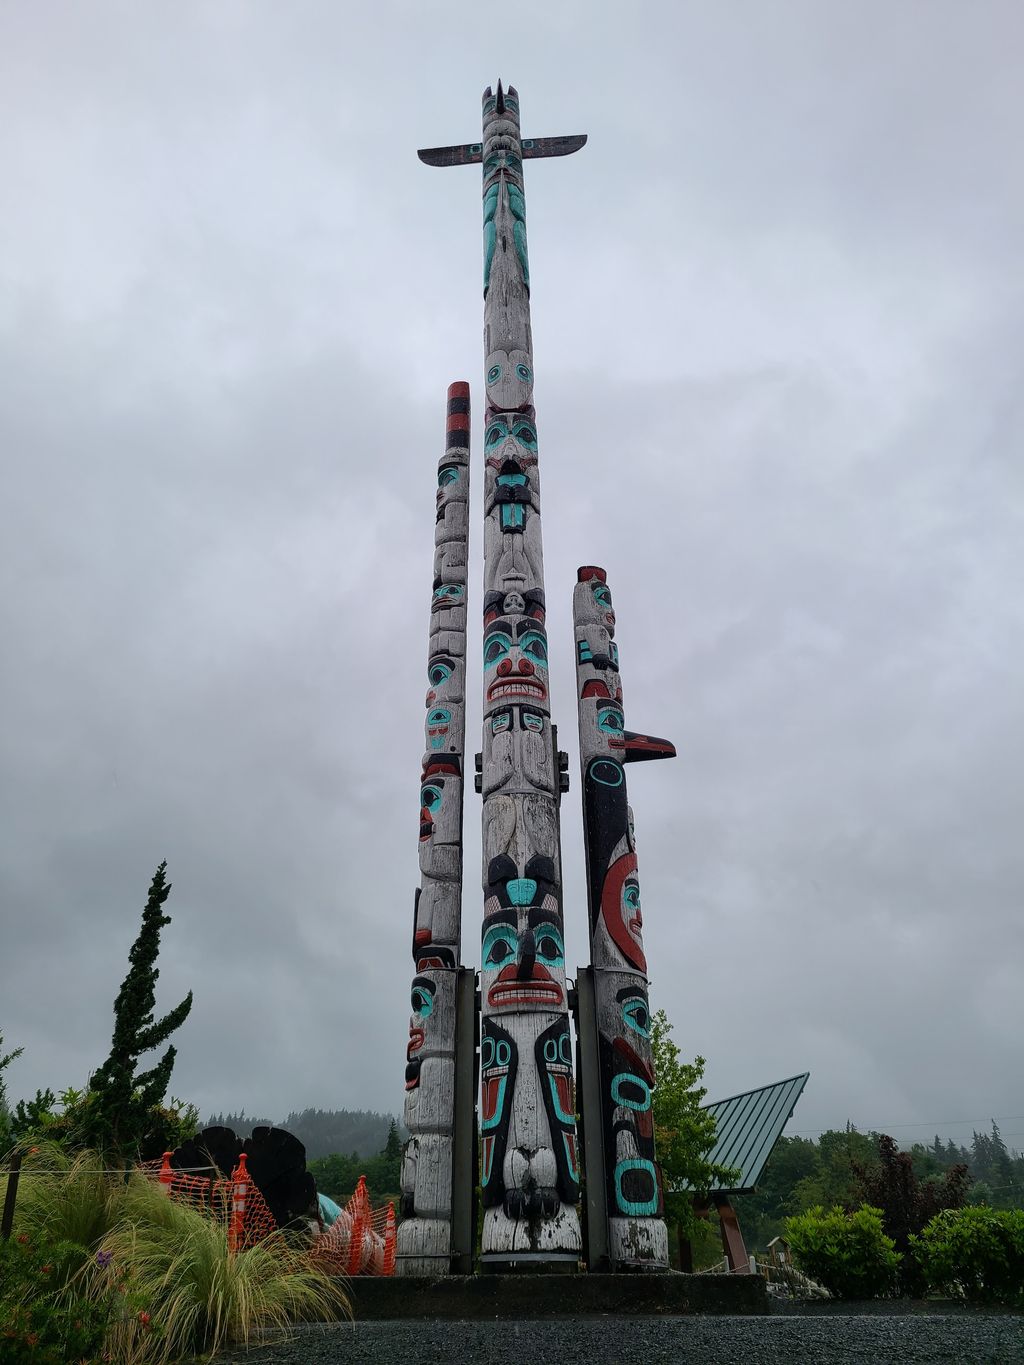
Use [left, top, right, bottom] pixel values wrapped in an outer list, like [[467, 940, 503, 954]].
[[213, 1313, 1024, 1364]]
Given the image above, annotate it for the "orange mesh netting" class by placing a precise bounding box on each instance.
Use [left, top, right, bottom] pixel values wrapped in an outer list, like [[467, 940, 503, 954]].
[[147, 1151, 279, 1250], [147, 1156, 395, 1275], [310, 1176, 397, 1276]]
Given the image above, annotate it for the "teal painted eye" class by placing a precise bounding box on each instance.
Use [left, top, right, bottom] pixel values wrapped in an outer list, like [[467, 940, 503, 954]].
[[520, 631, 548, 665], [496, 1040, 511, 1067], [609, 642, 619, 667], [420, 785, 443, 814], [438, 467, 459, 488], [483, 633, 511, 668], [427, 708, 451, 727], [516, 363, 532, 383], [411, 986, 434, 1018], [428, 661, 453, 686], [598, 706, 624, 735], [485, 419, 508, 446], [611, 1073, 652, 1111], [511, 422, 537, 450], [593, 585, 612, 609], [481, 1036, 494, 1068], [433, 584, 463, 602], [623, 881, 641, 912], [621, 997, 650, 1038], [535, 926, 564, 968], [487, 364, 502, 385], [483, 924, 517, 967]]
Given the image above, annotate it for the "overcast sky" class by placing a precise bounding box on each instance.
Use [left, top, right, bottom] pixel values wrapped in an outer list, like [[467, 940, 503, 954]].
[[2, 1, 1021, 1156]]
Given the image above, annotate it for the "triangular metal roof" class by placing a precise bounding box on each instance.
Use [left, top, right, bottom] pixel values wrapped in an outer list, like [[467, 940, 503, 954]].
[[682, 1071, 810, 1194]]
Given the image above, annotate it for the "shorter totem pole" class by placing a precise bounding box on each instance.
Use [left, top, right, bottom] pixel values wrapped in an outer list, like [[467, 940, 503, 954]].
[[574, 566, 676, 1269], [397, 385, 471, 1275]]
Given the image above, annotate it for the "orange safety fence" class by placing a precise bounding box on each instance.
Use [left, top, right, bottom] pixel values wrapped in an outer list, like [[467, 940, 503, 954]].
[[147, 1156, 396, 1275], [311, 1175, 397, 1277]]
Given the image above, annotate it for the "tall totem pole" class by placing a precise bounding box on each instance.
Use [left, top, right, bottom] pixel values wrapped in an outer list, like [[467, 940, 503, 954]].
[[417, 84, 587, 1267]]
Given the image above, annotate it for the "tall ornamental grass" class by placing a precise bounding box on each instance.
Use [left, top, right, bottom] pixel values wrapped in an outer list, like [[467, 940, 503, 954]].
[[97, 1175, 351, 1363], [3, 1144, 350, 1363]]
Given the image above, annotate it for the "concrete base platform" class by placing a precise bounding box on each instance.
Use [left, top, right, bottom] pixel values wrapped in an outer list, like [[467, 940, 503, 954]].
[[349, 1272, 768, 1319]]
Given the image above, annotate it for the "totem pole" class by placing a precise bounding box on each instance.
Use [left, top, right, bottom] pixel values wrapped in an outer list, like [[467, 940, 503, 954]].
[[419, 83, 587, 1266], [574, 566, 676, 1269], [397, 385, 471, 1274]]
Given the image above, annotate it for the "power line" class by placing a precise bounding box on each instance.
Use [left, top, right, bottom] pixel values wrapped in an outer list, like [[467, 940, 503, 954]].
[[789, 1114, 1024, 1135]]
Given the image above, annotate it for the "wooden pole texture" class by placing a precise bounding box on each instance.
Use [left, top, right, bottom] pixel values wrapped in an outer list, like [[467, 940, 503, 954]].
[[573, 565, 676, 1269], [396, 384, 471, 1275], [476, 83, 582, 1265]]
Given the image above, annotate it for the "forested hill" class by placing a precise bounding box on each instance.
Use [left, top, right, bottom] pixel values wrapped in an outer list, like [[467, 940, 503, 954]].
[[202, 1108, 401, 1160]]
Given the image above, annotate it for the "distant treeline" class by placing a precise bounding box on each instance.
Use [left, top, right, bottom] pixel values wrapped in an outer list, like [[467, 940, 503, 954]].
[[202, 1108, 402, 1161], [733, 1120, 1024, 1251]]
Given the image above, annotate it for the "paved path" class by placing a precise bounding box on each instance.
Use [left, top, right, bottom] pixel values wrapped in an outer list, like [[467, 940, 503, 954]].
[[216, 1313, 1024, 1364]]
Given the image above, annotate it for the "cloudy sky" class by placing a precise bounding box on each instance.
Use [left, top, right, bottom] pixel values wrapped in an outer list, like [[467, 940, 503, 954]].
[[2, 1, 1021, 1156]]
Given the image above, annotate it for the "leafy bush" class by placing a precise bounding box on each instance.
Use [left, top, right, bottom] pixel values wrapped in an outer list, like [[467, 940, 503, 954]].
[[785, 1204, 901, 1299], [911, 1205, 1024, 1307], [0, 1232, 123, 1364]]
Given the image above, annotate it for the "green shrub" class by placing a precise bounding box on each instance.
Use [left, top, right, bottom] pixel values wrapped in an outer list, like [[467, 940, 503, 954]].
[[785, 1204, 901, 1299], [0, 1232, 116, 1364], [911, 1205, 1024, 1307]]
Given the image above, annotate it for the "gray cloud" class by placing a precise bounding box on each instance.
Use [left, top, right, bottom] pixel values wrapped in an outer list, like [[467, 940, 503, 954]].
[[1, 1, 1021, 1153]]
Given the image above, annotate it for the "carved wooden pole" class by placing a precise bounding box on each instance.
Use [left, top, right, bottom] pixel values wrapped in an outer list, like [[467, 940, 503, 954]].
[[574, 565, 676, 1269], [396, 384, 470, 1275], [475, 83, 581, 1266], [418, 83, 586, 1268]]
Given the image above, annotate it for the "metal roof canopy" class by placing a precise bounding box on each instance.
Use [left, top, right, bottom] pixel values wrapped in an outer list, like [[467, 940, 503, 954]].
[[679, 1072, 810, 1195]]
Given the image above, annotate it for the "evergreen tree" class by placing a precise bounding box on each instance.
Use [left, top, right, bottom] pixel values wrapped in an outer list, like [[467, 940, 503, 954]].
[[0, 1031, 24, 1148], [86, 863, 193, 1156]]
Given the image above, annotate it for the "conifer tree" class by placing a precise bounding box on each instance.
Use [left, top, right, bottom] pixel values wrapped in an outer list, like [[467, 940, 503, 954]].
[[87, 862, 193, 1155]]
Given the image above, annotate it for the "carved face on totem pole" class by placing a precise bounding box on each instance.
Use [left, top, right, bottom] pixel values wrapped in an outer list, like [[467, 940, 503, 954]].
[[483, 617, 550, 713], [436, 459, 467, 520], [404, 967, 456, 1111], [576, 565, 616, 635], [481, 854, 565, 1012], [418, 757, 462, 881], [411, 884, 459, 970], [430, 576, 466, 633], [482, 703, 552, 796], [584, 755, 647, 974]]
